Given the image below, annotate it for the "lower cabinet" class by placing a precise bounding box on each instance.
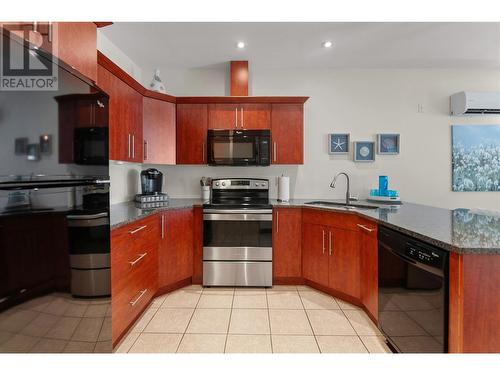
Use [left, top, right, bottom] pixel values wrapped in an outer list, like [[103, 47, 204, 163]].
[[272, 207, 302, 281], [158, 208, 194, 289], [302, 222, 329, 286], [111, 214, 160, 345], [358, 220, 378, 321]]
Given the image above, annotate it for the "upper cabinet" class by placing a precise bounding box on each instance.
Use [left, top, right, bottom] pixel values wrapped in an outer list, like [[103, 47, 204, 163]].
[[143, 97, 176, 164], [97, 63, 143, 162], [208, 103, 270, 130], [176, 104, 208, 164], [271, 104, 304, 164]]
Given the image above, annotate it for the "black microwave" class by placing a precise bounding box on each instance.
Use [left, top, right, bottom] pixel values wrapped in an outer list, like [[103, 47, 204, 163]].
[[74, 127, 109, 165], [207, 129, 271, 166]]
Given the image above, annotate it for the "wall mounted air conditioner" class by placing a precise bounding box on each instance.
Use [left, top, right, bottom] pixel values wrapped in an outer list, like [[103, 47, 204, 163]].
[[450, 91, 500, 115]]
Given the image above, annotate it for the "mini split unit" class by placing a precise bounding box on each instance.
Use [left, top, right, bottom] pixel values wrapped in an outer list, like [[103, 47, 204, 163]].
[[450, 91, 500, 115]]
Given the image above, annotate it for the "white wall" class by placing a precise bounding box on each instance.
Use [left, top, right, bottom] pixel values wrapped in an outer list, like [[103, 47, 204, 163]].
[[110, 65, 500, 210], [97, 31, 142, 82]]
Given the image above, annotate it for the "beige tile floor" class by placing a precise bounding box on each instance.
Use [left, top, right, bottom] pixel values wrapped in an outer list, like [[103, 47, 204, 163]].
[[0, 293, 111, 353], [115, 285, 391, 353]]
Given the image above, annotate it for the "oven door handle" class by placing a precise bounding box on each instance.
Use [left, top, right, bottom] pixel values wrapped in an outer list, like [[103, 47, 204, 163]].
[[66, 212, 108, 220], [204, 213, 273, 221]]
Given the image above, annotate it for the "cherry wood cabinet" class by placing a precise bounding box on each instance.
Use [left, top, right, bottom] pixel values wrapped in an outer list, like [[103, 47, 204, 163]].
[[143, 97, 176, 164], [272, 207, 302, 281], [192, 207, 204, 284], [358, 220, 378, 322], [111, 215, 160, 345], [56, 22, 97, 82], [176, 104, 208, 164], [271, 104, 304, 164], [97, 63, 142, 162], [302, 222, 329, 286], [208, 103, 270, 130], [158, 209, 194, 289], [0, 22, 97, 82]]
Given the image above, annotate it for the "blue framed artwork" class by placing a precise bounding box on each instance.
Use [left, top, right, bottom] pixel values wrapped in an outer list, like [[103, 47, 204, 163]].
[[354, 141, 375, 162], [328, 133, 350, 154], [377, 134, 400, 154], [452, 125, 500, 191]]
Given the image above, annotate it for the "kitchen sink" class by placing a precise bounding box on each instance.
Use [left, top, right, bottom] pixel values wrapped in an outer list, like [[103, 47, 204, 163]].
[[304, 201, 378, 210]]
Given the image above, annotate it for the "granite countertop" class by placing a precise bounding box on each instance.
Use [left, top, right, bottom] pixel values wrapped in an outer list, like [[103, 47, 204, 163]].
[[111, 198, 500, 254], [110, 198, 205, 229]]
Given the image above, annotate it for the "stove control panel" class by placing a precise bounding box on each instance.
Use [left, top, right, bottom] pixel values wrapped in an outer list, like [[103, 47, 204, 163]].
[[212, 178, 269, 190]]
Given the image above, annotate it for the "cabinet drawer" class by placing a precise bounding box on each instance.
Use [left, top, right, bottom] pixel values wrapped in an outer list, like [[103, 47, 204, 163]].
[[302, 208, 359, 231], [112, 215, 159, 253]]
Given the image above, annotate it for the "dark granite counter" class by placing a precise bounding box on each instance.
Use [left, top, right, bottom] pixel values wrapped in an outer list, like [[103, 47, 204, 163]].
[[110, 199, 205, 229], [111, 198, 500, 254], [272, 199, 500, 254]]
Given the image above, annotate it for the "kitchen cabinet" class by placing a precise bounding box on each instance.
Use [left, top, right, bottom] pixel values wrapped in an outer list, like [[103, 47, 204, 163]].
[[97, 63, 143, 162], [302, 222, 329, 286], [192, 206, 204, 284], [158, 209, 194, 288], [143, 97, 176, 164], [0, 22, 97, 82], [358, 220, 378, 322], [208, 103, 270, 130], [111, 215, 159, 345], [271, 104, 304, 164], [273, 207, 302, 281], [302, 209, 361, 300], [176, 104, 208, 164]]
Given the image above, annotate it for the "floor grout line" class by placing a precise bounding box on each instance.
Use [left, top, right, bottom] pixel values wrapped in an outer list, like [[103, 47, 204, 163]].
[[174, 287, 201, 353], [223, 288, 235, 353], [297, 288, 322, 353], [265, 287, 273, 353]]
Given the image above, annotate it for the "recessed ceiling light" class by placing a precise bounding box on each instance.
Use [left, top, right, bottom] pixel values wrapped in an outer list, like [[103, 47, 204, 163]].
[[322, 41, 333, 48], [236, 41, 246, 49]]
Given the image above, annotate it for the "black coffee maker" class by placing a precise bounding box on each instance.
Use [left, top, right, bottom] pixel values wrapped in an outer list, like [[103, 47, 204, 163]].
[[141, 168, 163, 195]]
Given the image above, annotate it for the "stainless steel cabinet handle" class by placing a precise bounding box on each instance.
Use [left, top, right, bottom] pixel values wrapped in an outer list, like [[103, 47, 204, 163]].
[[48, 22, 53, 43], [241, 107, 244, 128], [202, 142, 206, 162], [129, 225, 147, 235], [161, 214, 165, 239], [235, 107, 238, 128], [357, 224, 375, 233], [144, 140, 148, 160], [322, 229, 325, 255], [132, 134, 135, 158], [329, 231, 333, 256], [128, 134, 131, 158], [129, 253, 148, 267], [129, 289, 148, 306], [276, 211, 279, 233], [273, 142, 277, 162]]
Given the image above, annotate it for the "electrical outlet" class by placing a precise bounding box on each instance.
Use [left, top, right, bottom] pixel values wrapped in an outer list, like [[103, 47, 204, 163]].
[[417, 104, 424, 113]]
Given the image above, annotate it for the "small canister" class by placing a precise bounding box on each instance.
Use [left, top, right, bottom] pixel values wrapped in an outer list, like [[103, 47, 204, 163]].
[[379, 176, 388, 196]]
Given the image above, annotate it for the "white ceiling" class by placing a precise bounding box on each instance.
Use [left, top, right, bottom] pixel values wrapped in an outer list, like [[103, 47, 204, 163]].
[[101, 22, 500, 70]]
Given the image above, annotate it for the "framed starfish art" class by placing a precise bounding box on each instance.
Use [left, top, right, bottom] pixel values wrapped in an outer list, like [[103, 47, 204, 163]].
[[328, 133, 350, 154]]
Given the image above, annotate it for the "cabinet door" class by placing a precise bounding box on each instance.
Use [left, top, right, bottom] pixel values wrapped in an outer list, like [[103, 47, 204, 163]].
[[240, 103, 271, 129], [359, 222, 378, 321], [176, 104, 208, 164], [127, 88, 143, 163], [302, 222, 329, 286], [97, 65, 128, 161], [159, 209, 194, 287], [208, 103, 239, 129], [271, 104, 304, 164], [56, 23, 97, 82], [273, 208, 302, 279], [143, 97, 176, 164], [328, 227, 361, 299]]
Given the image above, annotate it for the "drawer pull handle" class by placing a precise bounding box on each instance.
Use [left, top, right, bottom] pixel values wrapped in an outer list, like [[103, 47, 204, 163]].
[[357, 224, 374, 233], [129, 253, 148, 267], [129, 225, 147, 234], [129, 289, 148, 306]]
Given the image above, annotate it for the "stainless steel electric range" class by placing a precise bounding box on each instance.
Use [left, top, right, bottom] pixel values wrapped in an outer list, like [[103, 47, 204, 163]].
[[202, 178, 272, 287]]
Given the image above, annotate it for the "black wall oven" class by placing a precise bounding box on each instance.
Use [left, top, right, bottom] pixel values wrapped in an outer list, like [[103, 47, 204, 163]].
[[207, 129, 271, 166], [378, 226, 448, 353]]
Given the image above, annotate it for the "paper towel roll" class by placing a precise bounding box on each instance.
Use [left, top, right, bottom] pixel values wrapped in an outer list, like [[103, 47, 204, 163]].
[[278, 176, 290, 202]]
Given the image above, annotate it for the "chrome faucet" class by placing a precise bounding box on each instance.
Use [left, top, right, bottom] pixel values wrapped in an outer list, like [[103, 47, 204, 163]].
[[330, 172, 351, 206]]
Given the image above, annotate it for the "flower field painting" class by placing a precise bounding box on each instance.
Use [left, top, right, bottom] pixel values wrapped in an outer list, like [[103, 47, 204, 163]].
[[452, 125, 500, 192]]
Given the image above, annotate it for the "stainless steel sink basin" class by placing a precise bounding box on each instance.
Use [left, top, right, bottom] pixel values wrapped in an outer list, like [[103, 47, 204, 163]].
[[304, 201, 378, 210]]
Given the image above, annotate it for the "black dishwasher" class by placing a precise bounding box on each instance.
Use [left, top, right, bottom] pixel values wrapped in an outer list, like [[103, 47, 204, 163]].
[[378, 226, 448, 353]]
